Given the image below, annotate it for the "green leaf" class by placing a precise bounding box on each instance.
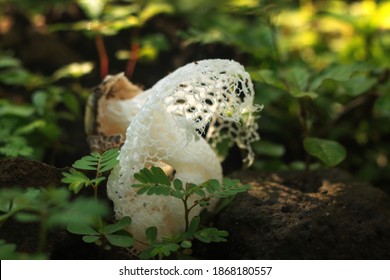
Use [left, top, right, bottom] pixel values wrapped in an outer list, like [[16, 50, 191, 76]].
[[151, 243, 180, 257], [310, 63, 371, 91], [150, 166, 171, 186], [140, 168, 155, 182], [138, 247, 154, 260], [77, 0, 107, 19], [252, 140, 285, 157], [0, 56, 21, 68], [72, 158, 98, 170], [31, 91, 48, 115], [82, 235, 101, 243], [188, 216, 200, 235], [90, 177, 106, 186], [204, 179, 221, 194], [284, 66, 311, 92], [198, 199, 210, 207], [173, 179, 183, 191], [67, 222, 99, 235], [341, 76, 377, 97], [162, 243, 180, 256], [195, 228, 228, 243], [103, 216, 132, 234], [0, 241, 17, 259], [251, 69, 286, 91], [145, 226, 158, 243], [0, 68, 32, 86], [100, 148, 119, 172], [0, 136, 34, 157], [180, 240, 192, 249], [135, 187, 149, 195], [14, 120, 46, 135], [106, 233, 134, 248], [194, 188, 206, 197], [53, 62, 94, 80], [0, 103, 35, 117], [171, 190, 184, 199], [14, 213, 40, 223], [210, 178, 250, 198], [374, 93, 390, 118], [132, 167, 173, 196], [134, 173, 148, 183], [62, 91, 81, 117], [71, 149, 118, 172], [49, 198, 109, 227], [61, 169, 91, 193], [185, 183, 198, 195], [303, 137, 347, 166], [289, 89, 318, 99]]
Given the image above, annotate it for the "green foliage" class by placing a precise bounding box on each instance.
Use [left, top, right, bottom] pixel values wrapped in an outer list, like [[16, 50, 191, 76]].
[[50, 0, 173, 36], [303, 137, 347, 167], [0, 240, 46, 260], [61, 148, 134, 250], [132, 167, 250, 205], [131, 166, 248, 259], [2, 0, 390, 258], [139, 216, 228, 260], [0, 53, 90, 160], [61, 148, 119, 194], [67, 216, 134, 249], [61, 151, 245, 259], [0, 186, 109, 255], [0, 187, 108, 225]]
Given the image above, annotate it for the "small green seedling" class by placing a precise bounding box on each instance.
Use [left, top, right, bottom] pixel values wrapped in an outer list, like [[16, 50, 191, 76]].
[[61, 149, 250, 259], [61, 148, 119, 196], [131, 166, 250, 259]]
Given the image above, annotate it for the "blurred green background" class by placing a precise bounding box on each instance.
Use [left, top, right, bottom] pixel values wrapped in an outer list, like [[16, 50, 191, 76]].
[[0, 0, 389, 192]]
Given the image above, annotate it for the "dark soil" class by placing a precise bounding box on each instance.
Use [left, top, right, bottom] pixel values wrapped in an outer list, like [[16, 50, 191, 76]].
[[1, 158, 390, 259], [204, 169, 390, 259]]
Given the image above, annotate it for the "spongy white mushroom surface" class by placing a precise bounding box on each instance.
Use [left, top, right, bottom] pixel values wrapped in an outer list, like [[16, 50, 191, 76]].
[[106, 59, 261, 245]]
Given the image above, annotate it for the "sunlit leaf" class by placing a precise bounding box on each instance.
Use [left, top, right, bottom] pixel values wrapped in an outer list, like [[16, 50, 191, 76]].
[[53, 62, 94, 80], [0, 103, 34, 117], [77, 0, 107, 19], [341, 76, 377, 97], [310, 63, 372, 91], [0, 56, 21, 68]]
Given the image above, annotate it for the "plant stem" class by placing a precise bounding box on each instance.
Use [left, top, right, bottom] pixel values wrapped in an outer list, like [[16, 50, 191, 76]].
[[92, 156, 104, 229], [96, 34, 109, 79], [182, 197, 190, 232], [125, 41, 139, 79]]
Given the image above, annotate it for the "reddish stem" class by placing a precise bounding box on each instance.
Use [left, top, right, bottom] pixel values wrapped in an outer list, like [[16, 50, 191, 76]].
[[95, 34, 109, 79], [125, 41, 139, 80]]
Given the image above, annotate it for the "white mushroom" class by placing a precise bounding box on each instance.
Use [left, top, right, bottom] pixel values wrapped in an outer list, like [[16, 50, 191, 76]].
[[106, 59, 262, 246]]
